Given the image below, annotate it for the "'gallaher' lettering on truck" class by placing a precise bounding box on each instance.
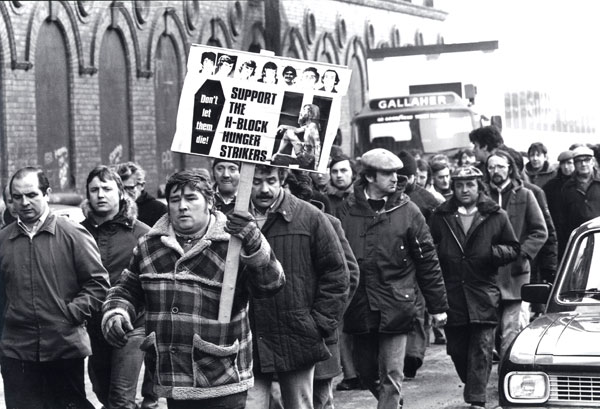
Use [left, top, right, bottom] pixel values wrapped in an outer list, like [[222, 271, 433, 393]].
[[371, 93, 454, 110]]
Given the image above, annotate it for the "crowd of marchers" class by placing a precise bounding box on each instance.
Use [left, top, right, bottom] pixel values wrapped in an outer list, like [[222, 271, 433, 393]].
[[0, 125, 599, 409]]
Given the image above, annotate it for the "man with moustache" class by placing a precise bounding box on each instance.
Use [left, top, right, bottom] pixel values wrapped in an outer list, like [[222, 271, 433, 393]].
[[429, 166, 519, 409], [557, 145, 600, 250], [245, 165, 348, 409], [0, 167, 109, 409], [484, 150, 547, 358], [212, 158, 240, 215], [337, 149, 448, 409], [102, 169, 284, 409], [81, 166, 150, 409]]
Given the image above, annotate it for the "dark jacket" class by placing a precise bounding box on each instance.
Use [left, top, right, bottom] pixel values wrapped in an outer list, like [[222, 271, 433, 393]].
[[403, 182, 440, 222], [429, 193, 520, 326], [558, 168, 600, 251], [0, 212, 110, 361], [543, 169, 571, 256], [103, 212, 284, 399], [136, 190, 167, 227], [315, 214, 359, 380], [325, 183, 353, 215], [487, 180, 548, 300], [250, 192, 349, 373], [524, 182, 558, 283], [337, 181, 448, 334], [81, 196, 150, 330], [525, 161, 557, 188]]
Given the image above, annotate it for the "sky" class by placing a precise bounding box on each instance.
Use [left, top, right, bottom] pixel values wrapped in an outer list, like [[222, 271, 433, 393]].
[[440, 0, 600, 94]]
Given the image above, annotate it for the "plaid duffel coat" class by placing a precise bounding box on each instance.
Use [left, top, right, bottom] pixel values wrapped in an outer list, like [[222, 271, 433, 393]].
[[102, 211, 284, 400]]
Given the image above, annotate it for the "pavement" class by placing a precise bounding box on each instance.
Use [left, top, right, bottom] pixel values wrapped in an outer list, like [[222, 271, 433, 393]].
[[0, 343, 501, 409]]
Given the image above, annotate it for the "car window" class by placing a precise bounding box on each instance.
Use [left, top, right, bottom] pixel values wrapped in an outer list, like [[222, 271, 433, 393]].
[[557, 231, 600, 303]]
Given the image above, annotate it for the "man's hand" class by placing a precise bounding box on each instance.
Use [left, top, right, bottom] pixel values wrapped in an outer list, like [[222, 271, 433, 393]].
[[225, 212, 261, 254], [103, 314, 134, 348], [431, 312, 448, 328]]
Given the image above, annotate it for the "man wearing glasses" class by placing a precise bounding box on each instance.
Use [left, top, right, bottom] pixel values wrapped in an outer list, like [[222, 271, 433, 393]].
[[115, 162, 166, 228], [484, 150, 547, 360], [558, 145, 600, 249]]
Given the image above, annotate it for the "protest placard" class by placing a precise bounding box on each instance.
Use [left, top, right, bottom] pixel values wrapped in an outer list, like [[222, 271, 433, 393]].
[[171, 45, 351, 173]]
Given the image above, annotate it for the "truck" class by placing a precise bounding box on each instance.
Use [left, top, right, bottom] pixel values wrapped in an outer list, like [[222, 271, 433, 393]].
[[353, 40, 502, 159], [353, 40, 597, 161]]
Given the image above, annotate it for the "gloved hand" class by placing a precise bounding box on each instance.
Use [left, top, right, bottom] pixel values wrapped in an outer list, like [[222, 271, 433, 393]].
[[225, 211, 261, 254], [103, 313, 134, 348]]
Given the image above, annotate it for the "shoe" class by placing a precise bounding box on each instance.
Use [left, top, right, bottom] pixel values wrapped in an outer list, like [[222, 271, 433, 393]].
[[469, 405, 486, 409], [433, 336, 446, 345], [336, 377, 362, 391]]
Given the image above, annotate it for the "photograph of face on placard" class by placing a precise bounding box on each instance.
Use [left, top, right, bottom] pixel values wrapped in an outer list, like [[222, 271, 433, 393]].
[[198, 52, 341, 94]]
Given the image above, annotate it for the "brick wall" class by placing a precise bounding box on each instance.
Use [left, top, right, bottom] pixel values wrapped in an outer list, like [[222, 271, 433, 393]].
[[0, 0, 446, 194]]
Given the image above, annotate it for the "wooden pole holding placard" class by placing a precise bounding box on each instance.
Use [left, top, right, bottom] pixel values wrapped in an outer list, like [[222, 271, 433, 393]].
[[217, 163, 255, 322], [218, 49, 274, 323]]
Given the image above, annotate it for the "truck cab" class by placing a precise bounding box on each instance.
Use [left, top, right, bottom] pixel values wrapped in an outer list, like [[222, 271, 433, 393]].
[[353, 90, 479, 157]]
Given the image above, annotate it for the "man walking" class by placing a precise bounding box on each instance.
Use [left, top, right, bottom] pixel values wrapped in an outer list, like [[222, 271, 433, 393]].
[[212, 158, 240, 214], [337, 149, 448, 409], [81, 165, 150, 409], [0, 167, 110, 409], [557, 145, 600, 249], [116, 162, 167, 227], [429, 166, 519, 409], [103, 169, 285, 408], [245, 165, 349, 409], [485, 150, 547, 358]]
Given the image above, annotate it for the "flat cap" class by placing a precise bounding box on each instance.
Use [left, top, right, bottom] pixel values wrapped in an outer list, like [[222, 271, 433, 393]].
[[572, 146, 594, 159], [557, 150, 575, 162], [361, 148, 403, 171], [451, 165, 483, 180]]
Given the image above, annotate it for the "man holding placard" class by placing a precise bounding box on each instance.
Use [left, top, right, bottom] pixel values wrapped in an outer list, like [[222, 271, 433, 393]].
[[102, 169, 285, 409]]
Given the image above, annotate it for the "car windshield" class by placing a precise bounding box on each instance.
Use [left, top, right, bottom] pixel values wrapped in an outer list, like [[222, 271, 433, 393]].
[[558, 231, 600, 303]]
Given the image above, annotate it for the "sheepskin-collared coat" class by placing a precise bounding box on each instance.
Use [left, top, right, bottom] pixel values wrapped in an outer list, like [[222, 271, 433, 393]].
[[102, 211, 284, 400]]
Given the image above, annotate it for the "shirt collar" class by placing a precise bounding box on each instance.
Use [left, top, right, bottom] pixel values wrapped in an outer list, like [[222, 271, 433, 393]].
[[17, 206, 50, 238]]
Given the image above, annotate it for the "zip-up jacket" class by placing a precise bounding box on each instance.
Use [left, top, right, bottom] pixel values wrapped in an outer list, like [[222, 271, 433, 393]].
[[337, 181, 448, 334], [429, 193, 520, 326]]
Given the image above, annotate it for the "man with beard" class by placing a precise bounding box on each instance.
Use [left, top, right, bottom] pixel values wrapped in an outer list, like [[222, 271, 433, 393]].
[[273, 104, 321, 170], [81, 166, 150, 409], [429, 166, 519, 409], [485, 150, 547, 358], [245, 165, 348, 409], [212, 158, 240, 215], [337, 149, 448, 409]]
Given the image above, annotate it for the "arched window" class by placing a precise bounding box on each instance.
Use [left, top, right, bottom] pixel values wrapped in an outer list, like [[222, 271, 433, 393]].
[[99, 28, 130, 165], [35, 21, 73, 190], [154, 34, 184, 186]]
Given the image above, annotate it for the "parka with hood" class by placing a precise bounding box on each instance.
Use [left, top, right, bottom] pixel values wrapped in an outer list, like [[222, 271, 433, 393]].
[[337, 181, 448, 334], [429, 193, 520, 326]]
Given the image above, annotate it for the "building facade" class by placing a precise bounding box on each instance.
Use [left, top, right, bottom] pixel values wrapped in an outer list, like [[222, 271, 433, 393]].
[[0, 0, 447, 194]]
